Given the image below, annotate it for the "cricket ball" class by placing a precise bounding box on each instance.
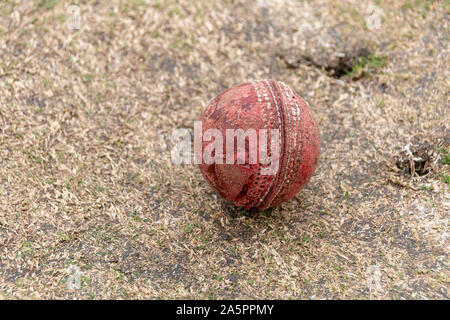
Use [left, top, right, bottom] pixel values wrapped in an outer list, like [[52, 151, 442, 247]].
[[198, 80, 320, 210]]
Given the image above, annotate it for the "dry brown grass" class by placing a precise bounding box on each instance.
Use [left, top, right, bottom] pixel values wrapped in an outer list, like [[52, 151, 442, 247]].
[[0, 0, 448, 299]]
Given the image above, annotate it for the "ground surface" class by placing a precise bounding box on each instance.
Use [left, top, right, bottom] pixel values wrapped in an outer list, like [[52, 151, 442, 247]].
[[0, 0, 449, 299]]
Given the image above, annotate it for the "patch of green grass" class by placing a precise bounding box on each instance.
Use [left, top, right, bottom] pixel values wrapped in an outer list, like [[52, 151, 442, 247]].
[[333, 264, 343, 271], [403, 1, 414, 10], [153, 0, 162, 10], [375, 99, 385, 109], [168, 6, 181, 17], [133, 0, 147, 7], [439, 148, 450, 165], [57, 231, 70, 242], [21, 242, 35, 256], [349, 7, 365, 27], [347, 53, 387, 78], [121, 1, 131, 13], [402, 32, 414, 40], [36, 0, 59, 11], [131, 211, 142, 222], [213, 274, 223, 282], [84, 74, 94, 86], [298, 236, 310, 245], [55, 150, 64, 161], [26, 150, 42, 164], [442, 174, 450, 187], [184, 224, 193, 234], [169, 34, 194, 54], [402, 0, 433, 12], [0, 60, 18, 75], [57, 13, 67, 24], [15, 278, 25, 288], [207, 287, 216, 299], [43, 78, 51, 89], [151, 30, 161, 38], [202, 233, 213, 244]]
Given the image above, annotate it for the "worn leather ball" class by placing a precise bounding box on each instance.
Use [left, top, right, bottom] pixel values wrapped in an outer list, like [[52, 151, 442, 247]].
[[198, 80, 320, 210]]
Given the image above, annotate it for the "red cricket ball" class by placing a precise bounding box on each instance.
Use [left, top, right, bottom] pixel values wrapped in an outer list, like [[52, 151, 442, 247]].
[[198, 80, 320, 210]]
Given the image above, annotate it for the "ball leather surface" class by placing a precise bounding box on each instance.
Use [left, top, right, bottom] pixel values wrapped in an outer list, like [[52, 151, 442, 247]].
[[199, 80, 320, 210]]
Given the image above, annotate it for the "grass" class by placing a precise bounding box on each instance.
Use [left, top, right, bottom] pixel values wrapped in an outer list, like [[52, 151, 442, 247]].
[[346, 53, 387, 78], [36, 0, 59, 11], [0, 0, 448, 300], [439, 148, 450, 165], [442, 174, 450, 187]]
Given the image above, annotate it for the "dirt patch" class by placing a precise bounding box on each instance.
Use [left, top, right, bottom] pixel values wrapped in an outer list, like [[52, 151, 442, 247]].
[[395, 142, 435, 176], [278, 43, 374, 79], [395, 139, 444, 177]]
